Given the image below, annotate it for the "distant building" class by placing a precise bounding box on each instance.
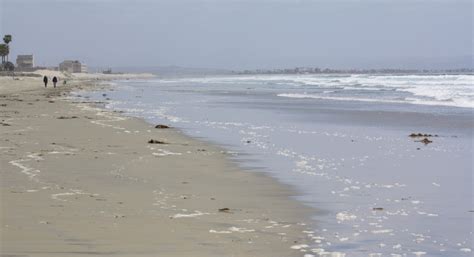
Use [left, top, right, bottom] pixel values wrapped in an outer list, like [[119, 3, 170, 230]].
[[59, 60, 87, 73], [16, 55, 34, 71]]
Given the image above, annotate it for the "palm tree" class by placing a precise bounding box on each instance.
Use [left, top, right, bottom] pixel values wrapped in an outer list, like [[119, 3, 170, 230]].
[[3, 35, 12, 44], [0, 44, 8, 65], [3, 35, 12, 62]]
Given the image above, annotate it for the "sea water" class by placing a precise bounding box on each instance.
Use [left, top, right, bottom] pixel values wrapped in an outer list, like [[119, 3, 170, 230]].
[[83, 74, 473, 256]]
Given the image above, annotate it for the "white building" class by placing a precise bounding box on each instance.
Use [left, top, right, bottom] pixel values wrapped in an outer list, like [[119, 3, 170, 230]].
[[59, 60, 87, 73], [16, 55, 34, 70]]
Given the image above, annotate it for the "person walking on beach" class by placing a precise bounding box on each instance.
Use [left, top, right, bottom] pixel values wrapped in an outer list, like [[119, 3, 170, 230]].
[[52, 76, 58, 88], [43, 76, 48, 88]]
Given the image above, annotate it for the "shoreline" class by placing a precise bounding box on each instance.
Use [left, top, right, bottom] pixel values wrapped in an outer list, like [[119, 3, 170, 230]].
[[1, 76, 315, 256], [89, 76, 473, 256]]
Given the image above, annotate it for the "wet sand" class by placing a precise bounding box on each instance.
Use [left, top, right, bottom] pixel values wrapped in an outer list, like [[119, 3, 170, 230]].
[[0, 76, 313, 257]]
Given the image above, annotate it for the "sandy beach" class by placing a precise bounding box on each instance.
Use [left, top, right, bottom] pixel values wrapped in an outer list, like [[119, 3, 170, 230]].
[[0, 75, 313, 257], [2, 1, 472, 255]]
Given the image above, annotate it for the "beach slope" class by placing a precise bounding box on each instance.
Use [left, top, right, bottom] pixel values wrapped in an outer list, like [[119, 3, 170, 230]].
[[0, 77, 311, 257]]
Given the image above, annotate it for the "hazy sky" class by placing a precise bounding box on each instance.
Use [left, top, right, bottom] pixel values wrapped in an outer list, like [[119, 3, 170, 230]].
[[1, 0, 472, 70]]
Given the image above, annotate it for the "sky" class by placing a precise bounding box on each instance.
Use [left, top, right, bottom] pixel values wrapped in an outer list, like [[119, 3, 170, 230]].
[[0, 0, 472, 70]]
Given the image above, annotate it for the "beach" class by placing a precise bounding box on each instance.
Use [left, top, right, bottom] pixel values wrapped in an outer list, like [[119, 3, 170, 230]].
[[0, 75, 313, 257], [1, 73, 473, 257], [2, 0, 472, 256]]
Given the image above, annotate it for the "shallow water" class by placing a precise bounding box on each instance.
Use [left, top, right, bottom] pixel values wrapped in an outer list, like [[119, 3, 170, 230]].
[[82, 74, 473, 256]]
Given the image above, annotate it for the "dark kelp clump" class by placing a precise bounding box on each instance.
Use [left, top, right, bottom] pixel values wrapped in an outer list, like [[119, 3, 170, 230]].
[[148, 139, 167, 144]]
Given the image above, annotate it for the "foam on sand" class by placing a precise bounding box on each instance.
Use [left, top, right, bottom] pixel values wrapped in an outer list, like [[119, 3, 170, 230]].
[[9, 159, 41, 181], [171, 211, 210, 219], [209, 226, 256, 234], [336, 212, 357, 222], [51, 189, 96, 202], [152, 149, 183, 156]]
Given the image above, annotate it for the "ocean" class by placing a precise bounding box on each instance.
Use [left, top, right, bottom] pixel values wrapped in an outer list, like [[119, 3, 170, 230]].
[[81, 74, 473, 256]]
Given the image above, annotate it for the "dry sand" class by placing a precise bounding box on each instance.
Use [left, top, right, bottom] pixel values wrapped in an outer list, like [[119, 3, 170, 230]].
[[0, 75, 313, 257], [0, 70, 154, 95]]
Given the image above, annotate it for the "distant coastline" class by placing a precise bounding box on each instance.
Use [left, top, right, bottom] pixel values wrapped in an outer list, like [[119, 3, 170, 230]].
[[232, 67, 474, 75], [88, 65, 474, 77]]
